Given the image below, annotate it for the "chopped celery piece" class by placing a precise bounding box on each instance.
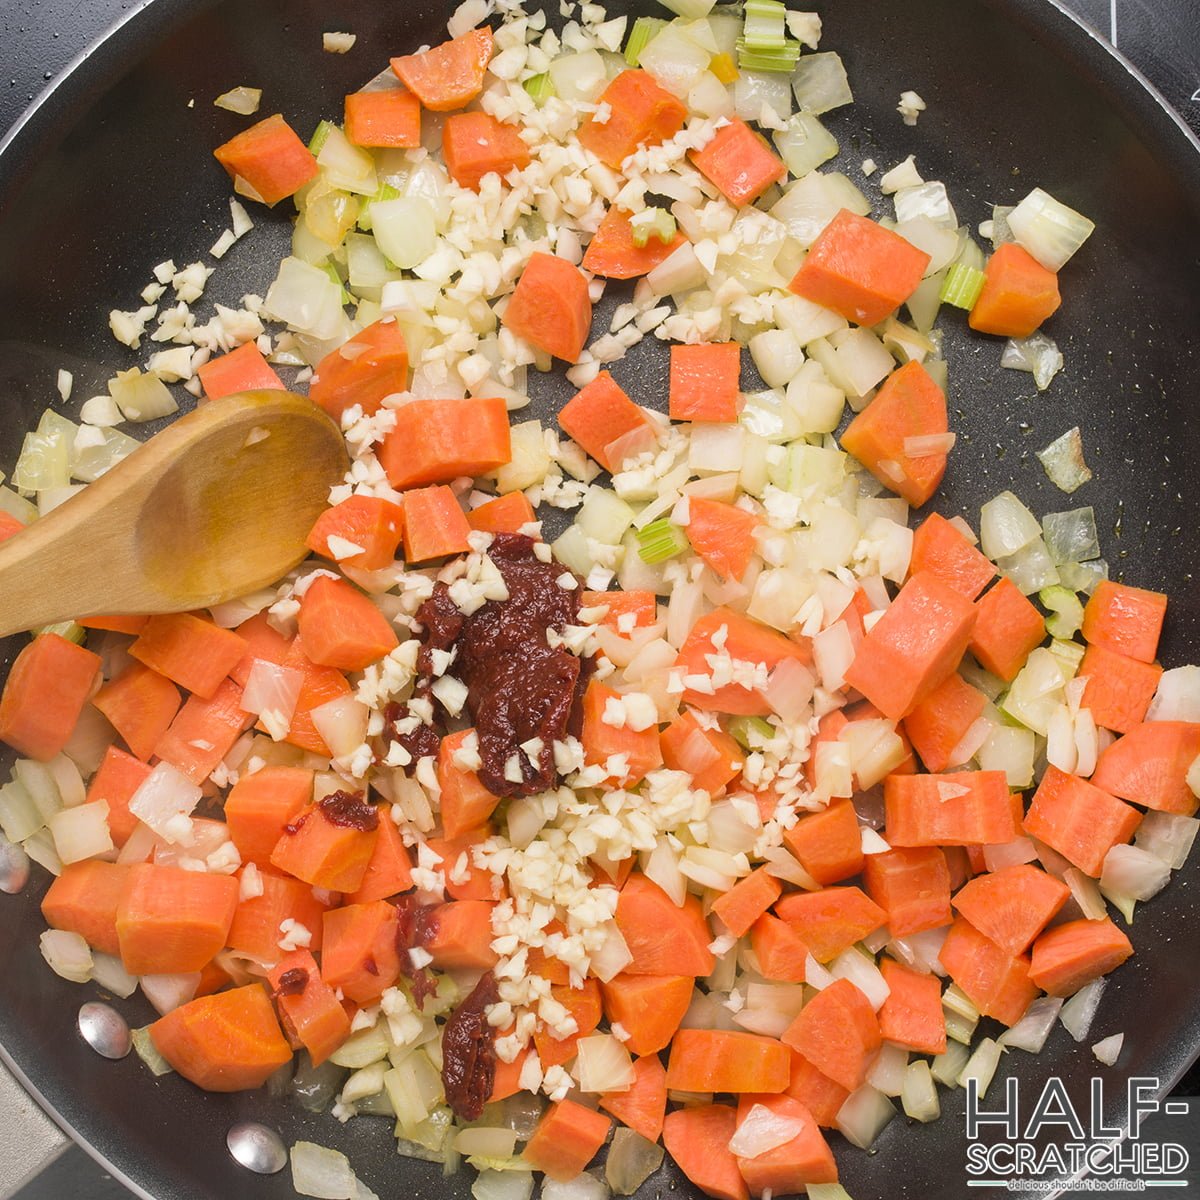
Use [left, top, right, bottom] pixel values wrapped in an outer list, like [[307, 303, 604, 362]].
[[728, 716, 775, 751], [736, 38, 802, 72], [636, 518, 689, 564], [308, 119, 336, 156], [322, 262, 351, 305], [630, 207, 677, 248], [33, 621, 84, 644], [940, 262, 986, 309], [523, 72, 555, 104], [624, 17, 666, 66], [1040, 586, 1084, 639], [742, 0, 787, 49], [1058, 558, 1108, 595]]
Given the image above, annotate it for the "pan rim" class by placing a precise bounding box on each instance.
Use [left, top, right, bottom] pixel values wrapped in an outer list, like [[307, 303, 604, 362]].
[[0, 1, 1196, 1197]]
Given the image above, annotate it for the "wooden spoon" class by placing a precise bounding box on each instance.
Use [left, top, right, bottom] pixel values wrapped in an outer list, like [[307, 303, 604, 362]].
[[0, 390, 349, 638]]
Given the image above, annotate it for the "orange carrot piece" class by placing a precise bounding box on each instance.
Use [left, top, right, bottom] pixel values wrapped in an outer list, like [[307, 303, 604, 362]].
[[841, 361, 949, 506], [790, 209, 931, 326], [843, 571, 977, 720], [129, 613, 247, 700], [296, 576, 398, 672], [309, 318, 410, 421], [196, 341, 284, 401], [712, 866, 783, 939], [280, 642, 351, 756], [1022, 765, 1142, 876], [230, 612, 292, 687], [41, 860, 130, 956], [468, 492, 537, 535], [306, 495, 406, 572], [268, 949, 351, 1065], [1077, 643, 1163, 734], [195, 958, 233, 998], [0, 511, 24, 544], [227, 869, 327, 964], [862, 846, 952, 937], [92, 662, 182, 762], [558, 371, 658, 471], [213, 113, 318, 206], [969, 242, 1062, 338], [689, 118, 786, 208], [784, 1052, 850, 1128], [659, 709, 743, 796], [150, 985, 292, 1091], [676, 607, 812, 717], [502, 251, 593, 363], [774, 886, 887, 963], [85, 746, 150, 848], [783, 799, 864, 886], [1028, 917, 1134, 997], [885, 771, 1021, 847], [534, 977, 603, 1068], [269, 800, 380, 893], [734, 1093, 839, 1195], [582, 206, 688, 279], [231, 782, 301, 867], [379, 396, 512, 490], [437, 730, 501, 840], [77, 614, 148, 634], [1082, 580, 1168, 664], [348, 815, 413, 904], [402, 484, 472, 563], [904, 671, 986, 774], [425, 831, 501, 902], [524, 1099, 612, 1181], [938, 917, 1039, 1026], [781, 977, 881, 1092], [615, 873, 715, 977], [877, 956, 947, 1055], [662, 1104, 749, 1200], [1092, 721, 1200, 815], [0, 633, 101, 761], [666, 1029, 791, 1093], [116, 863, 239, 974], [669, 342, 741, 423], [969, 578, 1047, 683], [443, 110, 531, 190], [952, 863, 1071, 956], [153, 677, 255, 784], [581, 679, 663, 787], [425, 900, 499, 970], [686, 496, 758, 581], [344, 88, 421, 148], [578, 69, 687, 169], [599, 1054, 668, 1142], [909, 512, 996, 600], [582, 589, 658, 632], [600, 973, 694, 1056], [320, 900, 401, 1003], [750, 913, 809, 983], [390, 27, 493, 112]]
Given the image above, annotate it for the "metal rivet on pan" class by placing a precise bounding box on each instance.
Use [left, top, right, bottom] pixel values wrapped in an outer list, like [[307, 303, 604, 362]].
[[227, 1121, 288, 1175], [0, 836, 29, 894], [77, 1001, 131, 1060]]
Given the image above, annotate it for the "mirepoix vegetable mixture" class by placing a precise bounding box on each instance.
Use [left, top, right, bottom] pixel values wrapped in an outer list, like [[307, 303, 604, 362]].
[[1, 0, 1195, 1197]]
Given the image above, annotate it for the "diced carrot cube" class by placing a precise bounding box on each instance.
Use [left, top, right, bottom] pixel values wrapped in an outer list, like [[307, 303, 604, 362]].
[[598, 1054, 668, 1142], [227, 869, 326, 964], [862, 846, 952, 937], [1091, 721, 1200, 815], [91, 662, 182, 762], [1077, 643, 1163, 734], [663, 1105, 748, 1200], [437, 729, 501, 839], [0, 634, 101, 761], [269, 798, 380, 893], [524, 1100, 612, 1182], [468, 492, 536, 535], [885, 771, 1021, 847], [774, 886, 887, 963], [750, 912, 809, 983], [711, 866, 782, 938], [296, 575, 398, 672], [1022, 765, 1142, 876], [666, 1029, 791, 1093], [425, 899, 499, 970], [1028, 917, 1134, 997], [938, 916, 1039, 1026], [309, 318, 410, 421], [969, 578, 1046, 683], [659, 709, 743, 797], [1082, 580, 1167, 664], [734, 1093, 839, 1195], [952, 862, 1071, 956], [582, 206, 688, 279], [581, 679, 663, 787], [344, 88, 421, 148], [669, 342, 741, 423], [196, 341, 284, 401], [348, 815, 413, 905], [689, 118, 788, 207], [615, 873, 715, 977], [224, 766, 314, 867], [904, 671, 986, 774], [213, 113, 317, 206], [781, 977, 881, 1091], [909, 512, 996, 600], [443, 111, 531, 190], [877, 956, 947, 1055], [502, 252, 593, 363], [306, 495, 406, 572], [41, 860, 130, 956], [783, 799, 864, 885], [969, 242, 1062, 338], [153, 677, 255, 784], [129, 613, 247, 700], [600, 973, 694, 1057], [390, 28, 493, 113], [686, 496, 759, 581], [402, 484, 473, 563], [578, 70, 687, 169], [784, 1053, 850, 1128], [378, 396, 512, 490], [85, 746, 150, 847], [558, 371, 657, 471], [268, 948, 351, 1066], [320, 900, 401, 1004]]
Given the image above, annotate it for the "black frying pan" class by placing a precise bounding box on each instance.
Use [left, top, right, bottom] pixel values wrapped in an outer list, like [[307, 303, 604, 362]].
[[0, 1, 1197, 1197]]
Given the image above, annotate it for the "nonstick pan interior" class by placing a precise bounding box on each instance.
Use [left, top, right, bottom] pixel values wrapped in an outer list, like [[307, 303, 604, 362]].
[[0, 1, 1196, 1197]]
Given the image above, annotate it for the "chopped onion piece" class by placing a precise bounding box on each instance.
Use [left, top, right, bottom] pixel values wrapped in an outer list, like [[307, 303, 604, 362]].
[[958, 1038, 1004, 1098], [1146, 666, 1200, 723], [829, 948, 889, 1010], [1008, 187, 1095, 271], [605, 1128, 663, 1196], [1060, 977, 1106, 1041], [1135, 811, 1199, 870], [129, 763, 202, 844], [903, 432, 956, 457], [931, 1041, 970, 1088], [835, 1085, 895, 1150], [541, 1174, 609, 1200], [901, 1060, 940, 1123], [90, 952, 138, 999], [48, 799, 113, 865], [1042, 506, 1100, 565], [1092, 1032, 1124, 1066], [290, 1140, 359, 1199], [214, 86, 262, 114], [473, 1171, 535, 1200], [980, 490, 1041, 560], [1099, 843, 1171, 902], [997, 537, 1060, 595], [454, 1128, 518, 1159], [573, 1034, 635, 1094], [999, 995, 1064, 1053], [39, 929, 92, 983], [772, 112, 837, 178], [729, 1102, 804, 1157], [866, 1041, 908, 1097], [309, 695, 370, 760], [1001, 332, 1063, 391], [1063, 867, 1107, 920], [1037, 427, 1093, 494], [141, 972, 201, 1015]]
